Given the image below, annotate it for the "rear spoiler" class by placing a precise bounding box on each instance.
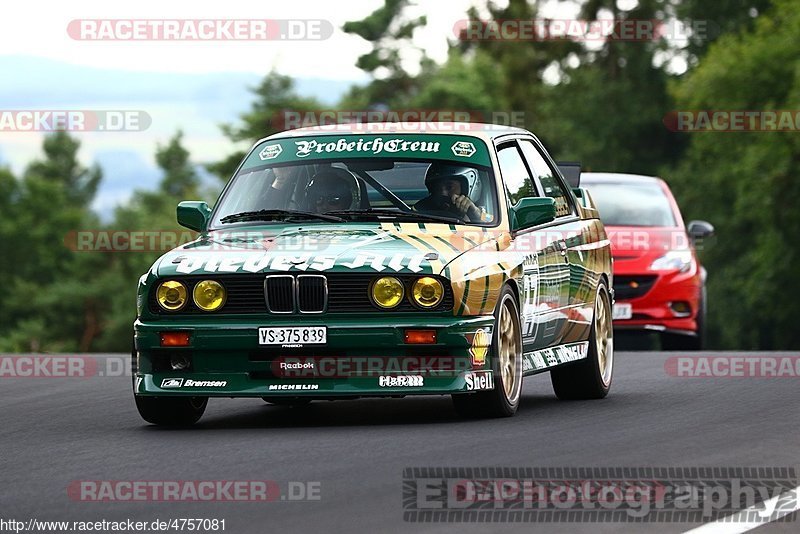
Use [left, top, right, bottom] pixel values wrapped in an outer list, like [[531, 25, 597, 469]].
[[556, 161, 581, 187]]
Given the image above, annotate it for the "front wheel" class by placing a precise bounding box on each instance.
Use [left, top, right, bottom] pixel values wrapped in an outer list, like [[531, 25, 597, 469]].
[[134, 395, 208, 426], [452, 286, 523, 418], [550, 279, 613, 400]]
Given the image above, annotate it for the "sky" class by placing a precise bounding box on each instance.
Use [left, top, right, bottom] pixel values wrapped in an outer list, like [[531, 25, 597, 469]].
[[1, 0, 513, 216]]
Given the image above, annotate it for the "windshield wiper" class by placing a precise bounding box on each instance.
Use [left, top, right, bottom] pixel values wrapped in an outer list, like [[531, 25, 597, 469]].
[[326, 209, 461, 224], [220, 209, 345, 224]]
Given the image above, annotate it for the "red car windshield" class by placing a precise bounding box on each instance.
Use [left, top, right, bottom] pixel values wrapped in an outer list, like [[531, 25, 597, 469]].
[[587, 182, 677, 227]]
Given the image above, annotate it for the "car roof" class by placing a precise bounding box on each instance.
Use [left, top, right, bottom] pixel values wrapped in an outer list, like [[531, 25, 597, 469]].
[[581, 172, 664, 184], [258, 122, 532, 144]]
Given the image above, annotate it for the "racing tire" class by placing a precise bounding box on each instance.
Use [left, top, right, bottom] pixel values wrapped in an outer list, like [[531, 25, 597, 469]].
[[131, 336, 208, 426], [550, 279, 613, 400], [134, 395, 208, 426], [452, 286, 523, 418], [261, 397, 313, 407]]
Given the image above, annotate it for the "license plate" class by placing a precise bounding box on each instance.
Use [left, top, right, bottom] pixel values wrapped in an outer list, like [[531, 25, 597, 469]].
[[612, 303, 632, 320], [258, 327, 327, 345]]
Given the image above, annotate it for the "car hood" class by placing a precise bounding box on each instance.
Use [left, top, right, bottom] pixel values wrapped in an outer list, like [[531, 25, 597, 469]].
[[605, 226, 690, 261], [154, 223, 493, 277]]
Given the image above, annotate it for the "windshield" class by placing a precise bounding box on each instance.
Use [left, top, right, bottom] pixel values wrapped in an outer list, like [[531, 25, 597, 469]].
[[212, 148, 498, 228], [585, 181, 677, 227]]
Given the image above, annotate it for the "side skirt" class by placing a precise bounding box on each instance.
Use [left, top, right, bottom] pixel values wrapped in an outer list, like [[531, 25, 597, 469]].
[[522, 341, 590, 376]]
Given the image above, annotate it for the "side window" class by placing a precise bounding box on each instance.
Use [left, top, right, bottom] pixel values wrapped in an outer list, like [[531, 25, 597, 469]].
[[519, 140, 572, 217], [496, 143, 535, 206]]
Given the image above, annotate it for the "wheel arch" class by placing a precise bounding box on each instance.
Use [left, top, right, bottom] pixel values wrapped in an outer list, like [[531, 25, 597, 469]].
[[504, 277, 522, 309]]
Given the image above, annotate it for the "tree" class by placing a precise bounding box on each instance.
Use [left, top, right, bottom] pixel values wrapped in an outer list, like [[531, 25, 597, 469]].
[[156, 131, 198, 198], [341, 0, 430, 107], [504, 0, 675, 172], [666, 0, 800, 348], [674, 0, 773, 61], [208, 72, 324, 180], [94, 132, 206, 351], [0, 132, 104, 352], [24, 130, 101, 207]]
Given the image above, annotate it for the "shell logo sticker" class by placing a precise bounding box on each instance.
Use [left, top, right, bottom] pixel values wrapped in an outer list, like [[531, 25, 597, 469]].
[[469, 328, 490, 367], [259, 144, 283, 160], [451, 141, 476, 158]]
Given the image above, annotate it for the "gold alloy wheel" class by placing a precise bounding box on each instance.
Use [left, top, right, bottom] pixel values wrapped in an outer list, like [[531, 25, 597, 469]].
[[595, 287, 614, 386], [498, 296, 522, 401]]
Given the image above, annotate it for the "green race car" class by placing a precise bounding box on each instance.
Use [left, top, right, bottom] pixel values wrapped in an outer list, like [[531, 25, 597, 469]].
[[133, 124, 614, 425]]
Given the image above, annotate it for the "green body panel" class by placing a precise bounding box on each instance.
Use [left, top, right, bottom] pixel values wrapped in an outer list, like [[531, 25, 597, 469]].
[[133, 128, 613, 398], [134, 315, 495, 396], [149, 222, 479, 281]]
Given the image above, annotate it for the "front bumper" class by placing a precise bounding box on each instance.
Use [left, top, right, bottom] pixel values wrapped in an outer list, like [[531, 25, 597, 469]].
[[613, 268, 701, 335], [133, 314, 495, 397]]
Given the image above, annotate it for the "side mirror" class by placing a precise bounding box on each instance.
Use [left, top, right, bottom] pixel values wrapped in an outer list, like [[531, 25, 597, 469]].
[[177, 201, 211, 232], [511, 197, 557, 231], [687, 220, 714, 239]]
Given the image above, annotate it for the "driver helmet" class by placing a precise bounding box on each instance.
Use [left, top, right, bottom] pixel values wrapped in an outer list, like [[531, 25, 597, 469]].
[[304, 167, 359, 211], [424, 163, 479, 197]]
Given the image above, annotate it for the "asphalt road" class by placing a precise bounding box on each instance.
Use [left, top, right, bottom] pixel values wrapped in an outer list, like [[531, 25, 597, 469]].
[[1, 350, 798, 534]]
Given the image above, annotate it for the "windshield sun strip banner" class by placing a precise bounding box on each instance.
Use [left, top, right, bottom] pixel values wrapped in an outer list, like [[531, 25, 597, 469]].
[[242, 134, 492, 169]]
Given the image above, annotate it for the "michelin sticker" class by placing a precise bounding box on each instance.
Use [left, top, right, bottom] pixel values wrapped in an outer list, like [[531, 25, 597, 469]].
[[259, 144, 283, 160], [295, 138, 440, 158], [451, 141, 476, 158]]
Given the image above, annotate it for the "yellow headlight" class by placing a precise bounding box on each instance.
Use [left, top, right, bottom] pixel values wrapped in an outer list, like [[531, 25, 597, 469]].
[[372, 277, 404, 309], [156, 281, 187, 311], [193, 280, 226, 311], [412, 277, 444, 308]]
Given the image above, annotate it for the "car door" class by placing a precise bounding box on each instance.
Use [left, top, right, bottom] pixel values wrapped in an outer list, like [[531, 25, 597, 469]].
[[518, 138, 589, 345], [496, 140, 568, 350]]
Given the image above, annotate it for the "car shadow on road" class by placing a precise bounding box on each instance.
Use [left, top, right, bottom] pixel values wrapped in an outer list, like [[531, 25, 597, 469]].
[[139, 391, 566, 431]]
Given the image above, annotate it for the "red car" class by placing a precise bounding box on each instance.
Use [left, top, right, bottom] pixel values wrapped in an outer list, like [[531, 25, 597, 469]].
[[581, 173, 713, 350]]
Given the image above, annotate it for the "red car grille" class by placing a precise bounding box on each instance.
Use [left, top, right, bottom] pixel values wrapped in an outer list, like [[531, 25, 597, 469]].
[[613, 275, 658, 300]]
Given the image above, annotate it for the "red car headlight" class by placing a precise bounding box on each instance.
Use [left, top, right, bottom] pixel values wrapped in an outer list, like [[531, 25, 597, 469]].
[[649, 250, 693, 272]]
